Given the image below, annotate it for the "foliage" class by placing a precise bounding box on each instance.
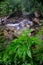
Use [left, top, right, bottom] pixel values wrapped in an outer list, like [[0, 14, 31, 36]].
[[0, 35, 6, 65], [0, 0, 43, 16], [0, 29, 6, 51], [0, 30, 43, 65], [0, 0, 22, 16]]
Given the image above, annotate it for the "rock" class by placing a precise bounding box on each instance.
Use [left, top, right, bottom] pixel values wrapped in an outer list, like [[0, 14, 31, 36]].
[[28, 33, 31, 37], [0, 18, 1, 25], [34, 10, 41, 18], [3, 29, 14, 40], [1, 14, 40, 39], [3, 30, 9, 38], [28, 28, 36, 37], [23, 12, 29, 18], [33, 18, 40, 25], [0, 17, 7, 25], [5, 19, 33, 30], [4, 19, 33, 38]]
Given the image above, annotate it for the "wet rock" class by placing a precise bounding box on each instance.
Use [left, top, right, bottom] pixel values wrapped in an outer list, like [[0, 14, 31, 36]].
[[1, 12, 42, 39], [0, 17, 7, 25], [3, 19, 33, 39], [5, 19, 33, 31]]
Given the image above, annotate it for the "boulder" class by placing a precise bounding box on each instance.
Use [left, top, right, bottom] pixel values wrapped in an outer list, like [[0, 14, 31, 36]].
[[33, 18, 40, 25], [34, 10, 41, 18]]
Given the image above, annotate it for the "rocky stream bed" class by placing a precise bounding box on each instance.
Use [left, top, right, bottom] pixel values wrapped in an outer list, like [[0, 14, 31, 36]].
[[0, 11, 43, 48]]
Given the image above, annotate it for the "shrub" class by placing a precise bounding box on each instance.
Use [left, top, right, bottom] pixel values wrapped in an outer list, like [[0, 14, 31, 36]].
[[1, 30, 42, 65], [0, 0, 43, 16]]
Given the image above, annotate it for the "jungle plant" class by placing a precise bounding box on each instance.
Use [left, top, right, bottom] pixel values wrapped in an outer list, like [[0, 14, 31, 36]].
[[1, 30, 42, 65]]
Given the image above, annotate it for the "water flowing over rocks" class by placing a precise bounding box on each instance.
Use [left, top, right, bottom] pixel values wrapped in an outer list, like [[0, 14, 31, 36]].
[[3, 19, 33, 39], [0, 11, 43, 40]]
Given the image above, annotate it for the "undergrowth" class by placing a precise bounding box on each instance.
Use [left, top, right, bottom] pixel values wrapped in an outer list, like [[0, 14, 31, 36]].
[[0, 30, 43, 65]]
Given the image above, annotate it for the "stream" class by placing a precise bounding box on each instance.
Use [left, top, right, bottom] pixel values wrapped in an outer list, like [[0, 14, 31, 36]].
[[0, 16, 43, 48]]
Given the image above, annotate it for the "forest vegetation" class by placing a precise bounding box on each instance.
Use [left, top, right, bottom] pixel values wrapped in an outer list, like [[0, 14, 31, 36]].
[[0, 0, 43, 65]]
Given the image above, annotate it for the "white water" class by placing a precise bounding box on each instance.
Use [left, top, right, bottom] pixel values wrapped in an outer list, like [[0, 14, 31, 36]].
[[5, 19, 33, 30]]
